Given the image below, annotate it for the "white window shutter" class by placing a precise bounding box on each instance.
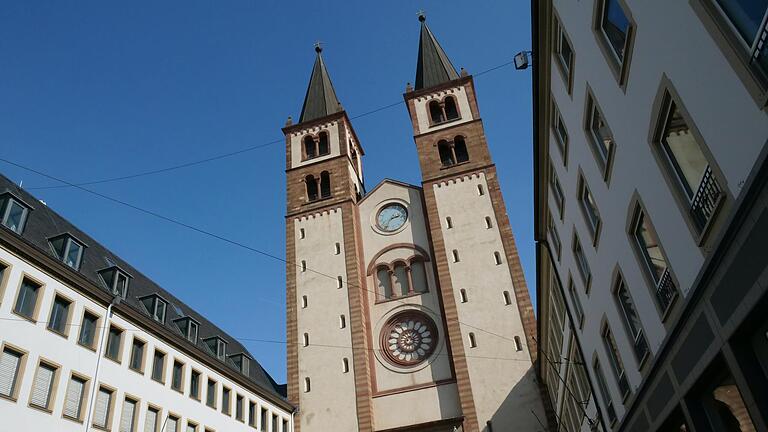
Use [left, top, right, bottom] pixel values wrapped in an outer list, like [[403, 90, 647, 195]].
[[63, 377, 85, 418], [30, 364, 55, 408], [144, 408, 158, 432], [119, 398, 137, 432], [94, 388, 111, 428], [0, 349, 21, 397]]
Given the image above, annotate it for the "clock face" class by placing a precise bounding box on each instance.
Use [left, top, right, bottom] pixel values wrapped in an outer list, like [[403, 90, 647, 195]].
[[380, 311, 438, 367], [376, 203, 408, 232]]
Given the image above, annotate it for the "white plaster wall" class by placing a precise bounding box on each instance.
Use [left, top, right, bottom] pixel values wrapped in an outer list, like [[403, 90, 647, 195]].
[[0, 245, 292, 432], [372, 382, 462, 431], [293, 209, 357, 432], [288, 121, 341, 169], [412, 86, 475, 135], [434, 173, 546, 431], [548, 0, 768, 426]]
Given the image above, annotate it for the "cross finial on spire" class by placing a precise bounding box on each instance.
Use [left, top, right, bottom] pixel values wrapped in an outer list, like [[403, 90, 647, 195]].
[[417, 10, 426, 22], [314, 41, 323, 53]]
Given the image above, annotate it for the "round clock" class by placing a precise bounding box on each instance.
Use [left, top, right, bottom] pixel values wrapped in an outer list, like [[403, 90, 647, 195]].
[[380, 311, 437, 367], [376, 203, 408, 232]]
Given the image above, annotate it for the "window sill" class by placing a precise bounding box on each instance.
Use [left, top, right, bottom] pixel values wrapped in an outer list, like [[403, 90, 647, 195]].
[[28, 403, 53, 414], [10, 310, 37, 325], [91, 424, 111, 432], [104, 356, 122, 366], [429, 117, 462, 128], [62, 414, 85, 424], [440, 161, 470, 170], [46, 327, 71, 340], [76, 341, 97, 352], [129, 367, 145, 376], [305, 195, 334, 205], [0, 393, 18, 403], [375, 291, 428, 305], [151, 377, 165, 386]]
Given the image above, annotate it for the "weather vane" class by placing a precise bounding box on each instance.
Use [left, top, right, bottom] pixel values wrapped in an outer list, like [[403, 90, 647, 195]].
[[314, 40, 323, 53]]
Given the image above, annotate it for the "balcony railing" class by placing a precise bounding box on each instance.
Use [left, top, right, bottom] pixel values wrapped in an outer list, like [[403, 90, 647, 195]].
[[632, 330, 649, 363], [655, 268, 677, 314], [690, 165, 722, 232]]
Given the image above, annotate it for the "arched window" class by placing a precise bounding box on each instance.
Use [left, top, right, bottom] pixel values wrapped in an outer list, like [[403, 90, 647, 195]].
[[337, 276, 343, 289], [306, 175, 318, 201], [429, 100, 445, 124], [320, 171, 331, 198], [514, 336, 523, 352], [468, 332, 477, 348], [339, 315, 346, 329], [452, 249, 460, 263], [342, 358, 349, 373], [485, 216, 493, 229], [300, 260, 307, 272], [301, 295, 307, 308], [494, 251, 502, 265], [454, 136, 469, 163], [444, 96, 459, 120], [392, 262, 410, 297], [446, 216, 453, 229], [410, 259, 428, 293], [477, 184, 485, 196], [376, 266, 393, 300], [304, 136, 317, 159], [304, 377, 311, 392], [503, 291, 512, 305], [438, 140, 455, 167], [303, 333, 309, 347], [318, 132, 330, 156], [459, 289, 468, 303]]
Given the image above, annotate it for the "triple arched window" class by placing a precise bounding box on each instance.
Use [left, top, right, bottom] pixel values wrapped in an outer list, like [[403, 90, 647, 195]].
[[303, 132, 330, 160], [375, 257, 429, 301], [438, 136, 470, 167], [428, 96, 461, 125], [305, 171, 332, 202]]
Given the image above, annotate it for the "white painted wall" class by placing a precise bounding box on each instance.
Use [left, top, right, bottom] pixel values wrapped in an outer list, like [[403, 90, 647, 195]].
[[434, 172, 546, 431], [547, 0, 768, 427], [293, 209, 358, 432], [412, 86, 475, 135], [0, 245, 292, 432]]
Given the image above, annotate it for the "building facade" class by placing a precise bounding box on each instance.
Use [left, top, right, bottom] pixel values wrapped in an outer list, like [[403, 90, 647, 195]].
[[0, 177, 294, 431], [532, 0, 768, 431], [285, 16, 549, 432]]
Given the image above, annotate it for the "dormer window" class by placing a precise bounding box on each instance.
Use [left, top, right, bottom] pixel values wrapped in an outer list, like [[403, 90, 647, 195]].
[[0, 193, 30, 234], [140, 294, 168, 323], [229, 353, 252, 375], [204, 336, 227, 361], [98, 266, 131, 299], [174, 317, 200, 344], [49, 234, 86, 270]]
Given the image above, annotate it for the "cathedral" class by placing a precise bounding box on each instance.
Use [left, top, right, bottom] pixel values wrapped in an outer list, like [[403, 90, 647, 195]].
[[284, 16, 548, 432]]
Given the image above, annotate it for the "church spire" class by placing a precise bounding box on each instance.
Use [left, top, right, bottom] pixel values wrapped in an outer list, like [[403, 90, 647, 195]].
[[299, 44, 342, 123], [414, 13, 460, 90]]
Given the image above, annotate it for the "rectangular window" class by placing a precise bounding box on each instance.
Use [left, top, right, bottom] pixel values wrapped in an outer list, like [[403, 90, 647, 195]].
[[222, 387, 231, 415], [551, 102, 569, 161], [631, 207, 678, 314], [206, 378, 217, 408], [602, 325, 631, 399], [585, 94, 615, 175], [47, 295, 71, 335], [29, 362, 57, 410], [713, 0, 768, 78], [578, 175, 601, 238], [614, 276, 650, 363], [187, 422, 198, 432], [236, 394, 244, 421], [167, 416, 179, 432], [549, 163, 565, 218], [0, 347, 24, 399], [151, 351, 165, 383], [547, 210, 562, 260], [568, 277, 584, 327], [13, 277, 41, 320], [249, 401, 257, 427], [141, 295, 167, 324], [260, 407, 268, 431], [93, 386, 114, 429], [106, 326, 123, 362], [78, 311, 99, 349], [572, 234, 591, 286], [0, 196, 30, 234], [129, 339, 145, 373], [553, 16, 574, 93], [597, 0, 633, 63], [272, 414, 279, 432], [190, 370, 201, 400], [171, 360, 184, 392], [144, 406, 159, 432], [119, 397, 138, 432], [51, 236, 85, 270], [63, 375, 87, 420], [593, 358, 617, 425], [657, 97, 723, 233]]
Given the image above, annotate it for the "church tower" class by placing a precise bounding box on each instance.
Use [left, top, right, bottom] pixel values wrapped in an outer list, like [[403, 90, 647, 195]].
[[285, 18, 548, 432]]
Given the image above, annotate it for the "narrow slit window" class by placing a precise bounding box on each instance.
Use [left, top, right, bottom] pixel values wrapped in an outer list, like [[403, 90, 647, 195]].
[[485, 216, 493, 229], [339, 315, 346, 329], [514, 336, 523, 352], [301, 296, 307, 309], [494, 252, 502, 265], [477, 184, 484, 196], [299, 228, 305, 239], [30, 362, 57, 410], [304, 377, 311, 393], [303, 333, 309, 347], [337, 276, 343, 289], [300, 261, 306, 272], [503, 291, 512, 305], [452, 250, 460, 263], [342, 358, 349, 373], [468, 332, 477, 348], [446, 217, 453, 229], [459, 289, 468, 303], [334, 242, 341, 255]]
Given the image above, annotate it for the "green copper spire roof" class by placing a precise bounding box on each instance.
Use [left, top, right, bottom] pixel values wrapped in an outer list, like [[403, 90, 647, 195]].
[[414, 14, 460, 90], [299, 45, 342, 123]]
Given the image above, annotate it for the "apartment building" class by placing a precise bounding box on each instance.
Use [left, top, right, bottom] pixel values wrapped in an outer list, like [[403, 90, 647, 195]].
[[532, 0, 768, 431], [0, 175, 294, 431]]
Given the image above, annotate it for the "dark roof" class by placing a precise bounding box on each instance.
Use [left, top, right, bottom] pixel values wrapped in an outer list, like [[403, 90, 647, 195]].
[[298, 47, 342, 123], [0, 174, 285, 400], [414, 15, 459, 91]]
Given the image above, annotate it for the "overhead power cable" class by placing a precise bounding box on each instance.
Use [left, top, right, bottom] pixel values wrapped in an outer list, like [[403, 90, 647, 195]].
[[1, 156, 528, 349], [27, 60, 514, 191]]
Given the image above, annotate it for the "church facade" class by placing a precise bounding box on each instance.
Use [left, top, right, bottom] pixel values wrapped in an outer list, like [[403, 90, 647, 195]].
[[284, 17, 548, 432]]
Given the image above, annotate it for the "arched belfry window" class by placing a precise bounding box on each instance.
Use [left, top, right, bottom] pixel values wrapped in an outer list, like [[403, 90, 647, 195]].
[[410, 259, 428, 293], [454, 136, 469, 163], [392, 262, 410, 297], [318, 132, 330, 156], [306, 175, 319, 202], [438, 140, 455, 167], [320, 171, 331, 198], [429, 100, 445, 124], [304, 136, 317, 160], [376, 266, 393, 299], [444, 96, 459, 120], [370, 246, 432, 301]]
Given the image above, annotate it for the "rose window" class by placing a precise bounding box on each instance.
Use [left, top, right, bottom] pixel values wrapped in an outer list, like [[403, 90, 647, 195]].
[[381, 312, 437, 367]]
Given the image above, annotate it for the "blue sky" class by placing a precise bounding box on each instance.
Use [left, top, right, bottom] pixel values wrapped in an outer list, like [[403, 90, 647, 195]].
[[0, 1, 533, 382]]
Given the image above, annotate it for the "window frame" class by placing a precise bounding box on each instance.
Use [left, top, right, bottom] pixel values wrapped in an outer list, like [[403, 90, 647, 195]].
[[0, 343, 27, 402], [189, 369, 202, 401], [105, 324, 125, 364], [567, 275, 585, 328], [12, 274, 44, 323], [128, 337, 147, 375], [206, 377, 218, 409], [550, 98, 569, 164], [27, 357, 60, 413], [577, 172, 602, 246], [592, 0, 636, 89], [92, 383, 116, 431], [61, 371, 90, 423], [48, 234, 87, 270], [118, 393, 140, 432], [0, 259, 10, 307], [150, 349, 167, 384], [0, 193, 31, 234], [572, 230, 592, 291], [139, 294, 168, 324], [601, 322, 631, 401], [549, 161, 566, 219], [583, 88, 616, 182], [553, 12, 575, 95], [593, 356, 618, 426], [611, 269, 651, 368], [77, 308, 102, 351], [171, 359, 185, 393], [46, 292, 74, 338]]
